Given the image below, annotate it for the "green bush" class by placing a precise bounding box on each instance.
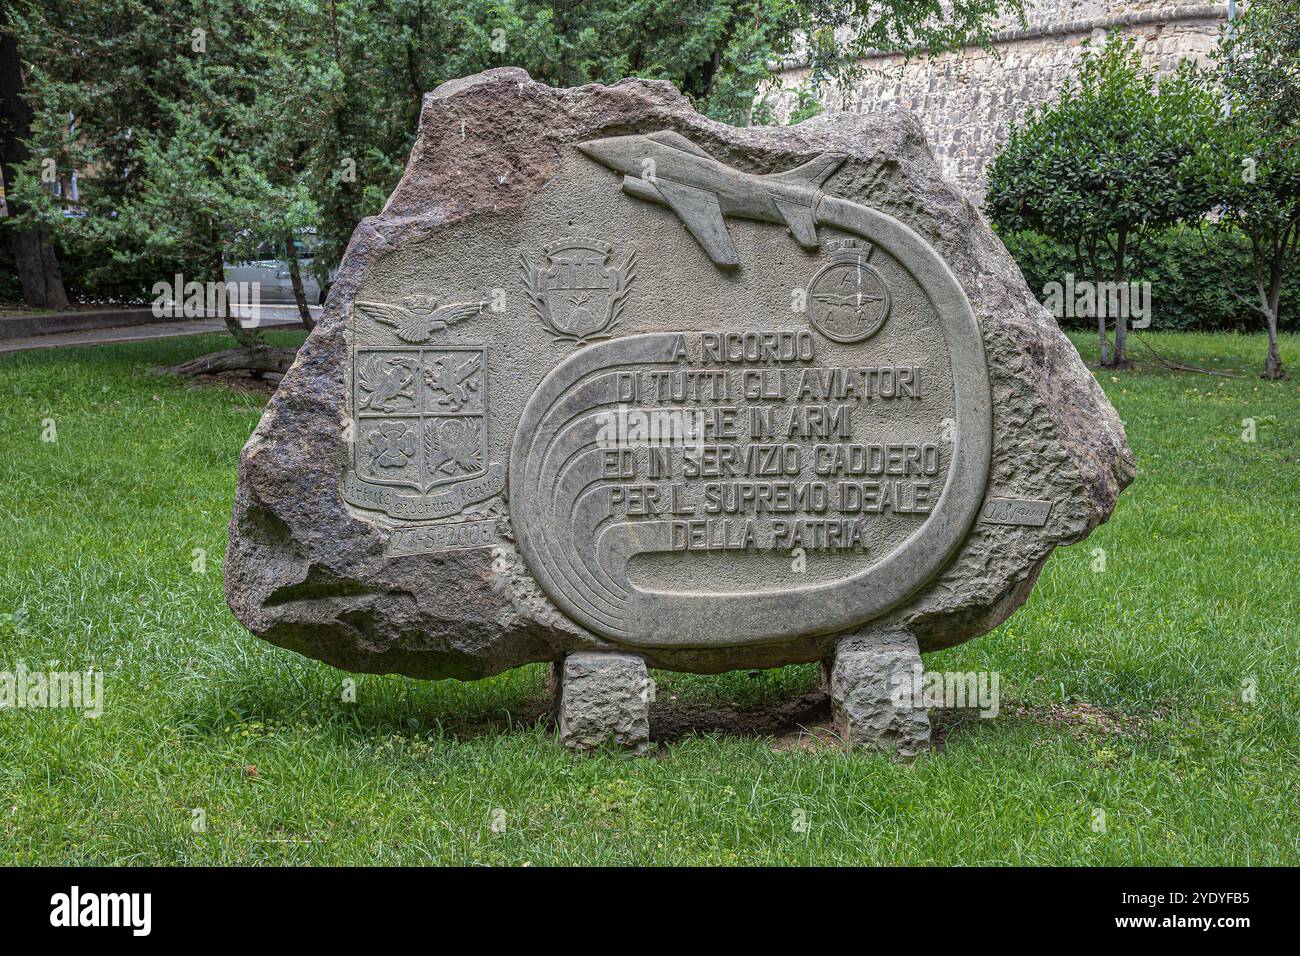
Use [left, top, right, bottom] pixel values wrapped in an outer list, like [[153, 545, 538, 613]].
[[0, 228, 186, 308], [998, 225, 1300, 334], [0, 243, 22, 303]]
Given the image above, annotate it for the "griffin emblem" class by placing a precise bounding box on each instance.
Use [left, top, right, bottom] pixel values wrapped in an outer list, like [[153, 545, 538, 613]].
[[424, 353, 482, 411], [356, 355, 416, 412]]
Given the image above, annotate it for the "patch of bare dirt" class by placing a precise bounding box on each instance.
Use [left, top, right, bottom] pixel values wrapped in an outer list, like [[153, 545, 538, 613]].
[[650, 690, 832, 746], [1001, 700, 1146, 739], [182, 370, 283, 395]]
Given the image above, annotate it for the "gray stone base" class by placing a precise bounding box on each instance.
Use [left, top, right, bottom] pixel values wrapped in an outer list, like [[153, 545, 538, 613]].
[[554, 652, 652, 754], [828, 633, 931, 758]]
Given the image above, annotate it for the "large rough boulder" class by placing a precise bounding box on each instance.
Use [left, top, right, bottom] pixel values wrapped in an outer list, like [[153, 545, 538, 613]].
[[225, 68, 1133, 680]]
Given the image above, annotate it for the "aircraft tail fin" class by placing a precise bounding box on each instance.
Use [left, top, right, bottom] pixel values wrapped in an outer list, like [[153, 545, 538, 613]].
[[646, 130, 712, 159], [768, 153, 845, 189]]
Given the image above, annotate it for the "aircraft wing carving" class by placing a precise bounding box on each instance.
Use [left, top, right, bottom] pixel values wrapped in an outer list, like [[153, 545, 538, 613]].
[[773, 198, 819, 248], [652, 179, 739, 267]]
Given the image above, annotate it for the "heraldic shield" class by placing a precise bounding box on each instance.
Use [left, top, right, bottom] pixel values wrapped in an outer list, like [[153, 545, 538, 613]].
[[352, 346, 488, 495], [521, 237, 635, 343]]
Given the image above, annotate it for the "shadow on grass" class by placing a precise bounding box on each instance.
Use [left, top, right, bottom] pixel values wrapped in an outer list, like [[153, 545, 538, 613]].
[[184, 672, 840, 749], [181, 647, 1152, 754]]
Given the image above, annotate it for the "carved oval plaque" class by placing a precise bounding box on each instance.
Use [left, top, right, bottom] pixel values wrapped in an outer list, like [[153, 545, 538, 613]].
[[510, 175, 991, 648]]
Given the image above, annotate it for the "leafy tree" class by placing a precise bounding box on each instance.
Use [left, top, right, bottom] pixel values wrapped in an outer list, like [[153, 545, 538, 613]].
[[10, 0, 320, 363], [238, 0, 1027, 292], [987, 34, 1217, 367], [1186, 0, 1300, 380], [8, 0, 1023, 364], [0, 3, 68, 308]]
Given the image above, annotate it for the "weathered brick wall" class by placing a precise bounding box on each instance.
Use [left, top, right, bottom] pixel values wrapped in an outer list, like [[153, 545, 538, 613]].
[[772, 1, 1229, 204]]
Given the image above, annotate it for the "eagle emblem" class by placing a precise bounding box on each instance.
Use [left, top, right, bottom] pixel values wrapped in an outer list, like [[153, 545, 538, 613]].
[[426, 417, 484, 480], [354, 298, 488, 344]]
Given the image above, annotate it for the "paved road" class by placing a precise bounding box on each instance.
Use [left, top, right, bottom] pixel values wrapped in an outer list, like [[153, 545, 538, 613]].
[[0, 306, 319, 355]]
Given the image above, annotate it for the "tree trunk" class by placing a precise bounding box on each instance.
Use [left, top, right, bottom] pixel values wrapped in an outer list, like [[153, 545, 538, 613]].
[[211, 229, 261, 348], [1263, 317, 1284, 379], [1262, 270, 1285, 380], [0, 23, 69, 309], [1260, 236, 1288, 380], [1113, 322, 1129, 368], [1083, 237, 1110, 366], [9, 224, 69, 308], [284, 233, 315, 331], [1110, 226, 1130, 369]]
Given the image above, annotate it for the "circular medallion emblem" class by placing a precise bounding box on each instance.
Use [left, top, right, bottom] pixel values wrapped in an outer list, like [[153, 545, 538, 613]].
[[805, 241, 891, 343]]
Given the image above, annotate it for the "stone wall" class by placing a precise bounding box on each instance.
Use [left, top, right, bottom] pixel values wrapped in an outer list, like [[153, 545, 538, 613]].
[[772, 1, 1229, 204]]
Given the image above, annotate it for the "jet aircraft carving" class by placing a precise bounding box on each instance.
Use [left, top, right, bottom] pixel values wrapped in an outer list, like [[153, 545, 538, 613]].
[[576, 130, 845, 267]]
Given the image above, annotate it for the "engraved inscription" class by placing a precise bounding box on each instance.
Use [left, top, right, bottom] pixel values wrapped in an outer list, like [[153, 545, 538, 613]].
[[387, 518, 499, 556], [511, 320, 988, 649], [515, 131, 992, 649]]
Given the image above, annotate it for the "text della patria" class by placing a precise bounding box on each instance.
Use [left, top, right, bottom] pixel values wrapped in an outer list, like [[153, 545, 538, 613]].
[[594, 330, 944, 553]]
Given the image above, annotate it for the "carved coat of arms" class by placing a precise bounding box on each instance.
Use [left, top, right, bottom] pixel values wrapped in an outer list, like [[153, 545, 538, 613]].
[[520, 237, 636, 343], [343, 298, 505, 522]]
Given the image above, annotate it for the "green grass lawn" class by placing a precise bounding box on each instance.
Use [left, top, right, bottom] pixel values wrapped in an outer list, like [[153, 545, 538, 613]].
[[0, 330, 1296, 865]]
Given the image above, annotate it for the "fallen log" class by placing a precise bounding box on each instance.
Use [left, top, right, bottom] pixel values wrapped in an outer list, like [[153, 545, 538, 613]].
[[169, 345, 298, 377]]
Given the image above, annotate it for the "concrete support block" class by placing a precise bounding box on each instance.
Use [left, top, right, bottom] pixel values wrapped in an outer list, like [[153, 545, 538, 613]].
[[554, 652, 652, 754], [829, 633, 931, 758]]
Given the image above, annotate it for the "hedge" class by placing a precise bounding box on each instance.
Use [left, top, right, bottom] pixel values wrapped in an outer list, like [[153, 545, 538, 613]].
[[998, 225, 1298, 333]]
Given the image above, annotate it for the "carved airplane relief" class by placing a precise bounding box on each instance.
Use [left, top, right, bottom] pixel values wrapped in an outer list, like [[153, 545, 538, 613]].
[[576, 130, 845, 266]]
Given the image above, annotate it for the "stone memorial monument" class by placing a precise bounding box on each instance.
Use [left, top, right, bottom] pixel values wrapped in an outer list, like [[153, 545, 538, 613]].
[[225, 68, 1134, 756]]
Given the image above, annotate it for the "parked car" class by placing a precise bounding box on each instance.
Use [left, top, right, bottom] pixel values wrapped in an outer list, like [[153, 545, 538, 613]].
[[224, 235, 336, 305]]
